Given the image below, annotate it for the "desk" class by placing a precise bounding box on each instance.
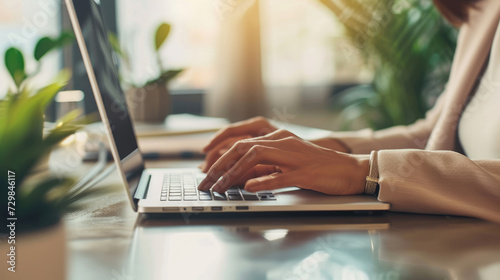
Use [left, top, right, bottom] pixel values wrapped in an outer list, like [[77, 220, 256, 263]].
[[65, 157, 500, 280]]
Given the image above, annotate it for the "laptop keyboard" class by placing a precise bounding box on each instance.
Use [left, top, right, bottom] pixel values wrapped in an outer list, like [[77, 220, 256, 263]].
[[160, 173, 276, 202]]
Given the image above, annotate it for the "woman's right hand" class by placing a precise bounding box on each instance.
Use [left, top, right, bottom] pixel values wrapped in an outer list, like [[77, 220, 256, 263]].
[[200, 117, 278, 172]]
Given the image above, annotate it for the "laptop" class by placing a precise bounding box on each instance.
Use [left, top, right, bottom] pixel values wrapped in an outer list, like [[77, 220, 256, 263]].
[[65, 0, 390, 214]]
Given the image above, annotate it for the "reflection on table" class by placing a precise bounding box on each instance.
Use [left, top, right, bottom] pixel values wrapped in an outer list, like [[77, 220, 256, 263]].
[[64, 157, 500, 280]]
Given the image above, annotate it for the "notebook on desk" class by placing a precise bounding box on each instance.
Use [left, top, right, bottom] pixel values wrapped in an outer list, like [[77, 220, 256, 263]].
[[65, 0, 389, 214]]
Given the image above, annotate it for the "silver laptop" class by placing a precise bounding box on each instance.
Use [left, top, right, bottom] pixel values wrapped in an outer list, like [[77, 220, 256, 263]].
[[65, 0, 389, 214]]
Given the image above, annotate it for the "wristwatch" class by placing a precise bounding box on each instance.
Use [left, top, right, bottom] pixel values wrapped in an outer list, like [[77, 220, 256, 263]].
[[364, 150, 380, 196]]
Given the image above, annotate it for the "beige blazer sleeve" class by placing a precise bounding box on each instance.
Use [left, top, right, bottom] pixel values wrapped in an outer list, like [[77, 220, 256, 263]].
[[377, 150, 500, 223]]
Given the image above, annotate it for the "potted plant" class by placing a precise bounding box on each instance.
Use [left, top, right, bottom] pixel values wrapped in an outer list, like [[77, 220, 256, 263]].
[[0, 33, 95, 280], [109, 22, 184, 123]]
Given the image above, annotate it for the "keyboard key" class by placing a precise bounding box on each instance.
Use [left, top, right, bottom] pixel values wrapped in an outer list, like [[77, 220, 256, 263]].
[[168, 196, 181, 201], [228, 194, 243, 201], [259, 193, 276, 201], [213, 192, 227, 201], [199, 191, 211, 195], [184, 196, 198, 201], [169, 189, 181, 193], [258, 191, 273, 195], [226, 189, 240, 194], [242, 194, 259, 201], [199, 196, 212, 201], [241, 190, 258, 197], [169, 192, 181, 196]]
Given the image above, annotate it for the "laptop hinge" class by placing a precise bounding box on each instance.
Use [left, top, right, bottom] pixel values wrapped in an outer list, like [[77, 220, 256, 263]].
[[134, 174, 151, 200]]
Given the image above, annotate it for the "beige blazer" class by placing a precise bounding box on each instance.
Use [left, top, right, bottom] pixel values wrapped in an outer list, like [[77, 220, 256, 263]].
[[332, 0, 500, 222]]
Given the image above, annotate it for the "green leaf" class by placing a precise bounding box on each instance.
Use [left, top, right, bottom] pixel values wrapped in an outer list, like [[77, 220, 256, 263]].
[[5, 47, 27, 88], [0, 70, 71, 185], [155, 23, 171, 51], [33, 69, 72, 108], [34, 32, 74, 61], [144, 69, 183, 86], [34, 37, 55, 61]]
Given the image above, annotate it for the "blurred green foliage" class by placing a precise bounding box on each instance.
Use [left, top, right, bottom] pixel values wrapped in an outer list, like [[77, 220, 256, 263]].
[[319, 0, 457, 129], [4, 32, 75, 93], [1, 32, 98, 232], [0, 71, 86, 232]]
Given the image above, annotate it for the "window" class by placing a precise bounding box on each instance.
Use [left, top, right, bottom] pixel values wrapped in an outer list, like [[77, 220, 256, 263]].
[[117, 0, 220, 90], [0, 0, 62, 98], [261, 0, 372, 87]]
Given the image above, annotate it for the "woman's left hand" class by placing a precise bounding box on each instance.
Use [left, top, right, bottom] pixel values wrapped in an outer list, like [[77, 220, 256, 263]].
[[198, 130, 370, 195]]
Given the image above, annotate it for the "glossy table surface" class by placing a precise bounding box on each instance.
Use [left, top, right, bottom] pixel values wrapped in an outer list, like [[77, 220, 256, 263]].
[[64, 158, 500, 280]]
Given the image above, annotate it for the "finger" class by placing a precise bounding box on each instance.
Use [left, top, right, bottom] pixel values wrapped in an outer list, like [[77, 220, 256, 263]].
[[211, 147, 294, 193], [202, 135, 251, 172], [244, 170, 302, 192], [204, 130, 297, 173], [233, 165, 280, 185], [198, 139, 291, 191], [203, 117, 276, 152], [198, 136, 306, 191]]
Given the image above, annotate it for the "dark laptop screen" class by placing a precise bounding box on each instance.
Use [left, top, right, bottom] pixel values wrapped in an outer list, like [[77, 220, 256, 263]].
[[73, 0, 139, 160], [70, 0, 145, 204]]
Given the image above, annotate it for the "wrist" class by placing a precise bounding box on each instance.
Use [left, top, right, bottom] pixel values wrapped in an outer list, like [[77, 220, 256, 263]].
[[352, 154, 370, 195], [364, 151, 380, 196], [311, 138, 351, 153]]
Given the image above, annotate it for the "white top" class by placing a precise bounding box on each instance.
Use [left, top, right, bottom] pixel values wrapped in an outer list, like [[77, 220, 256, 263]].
[[458, 22, 500, 160]]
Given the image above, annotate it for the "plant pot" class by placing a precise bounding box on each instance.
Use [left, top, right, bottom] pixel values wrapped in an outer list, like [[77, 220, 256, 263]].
[[1, 221, 66, 280], [125, 83, 171, 123]]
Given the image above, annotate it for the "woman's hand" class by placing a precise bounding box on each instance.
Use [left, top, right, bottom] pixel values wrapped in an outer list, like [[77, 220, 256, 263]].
[[200, 117, 278, 172], [198, 129, 369, 195], [201, 116, 351, 172]]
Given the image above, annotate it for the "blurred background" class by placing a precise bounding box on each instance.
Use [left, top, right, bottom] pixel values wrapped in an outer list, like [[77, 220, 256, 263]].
[[0, 0, 456, 131]]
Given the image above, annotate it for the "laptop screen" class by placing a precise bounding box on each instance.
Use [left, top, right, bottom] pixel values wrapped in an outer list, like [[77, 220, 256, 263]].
[[68, 0, 145, 207]]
